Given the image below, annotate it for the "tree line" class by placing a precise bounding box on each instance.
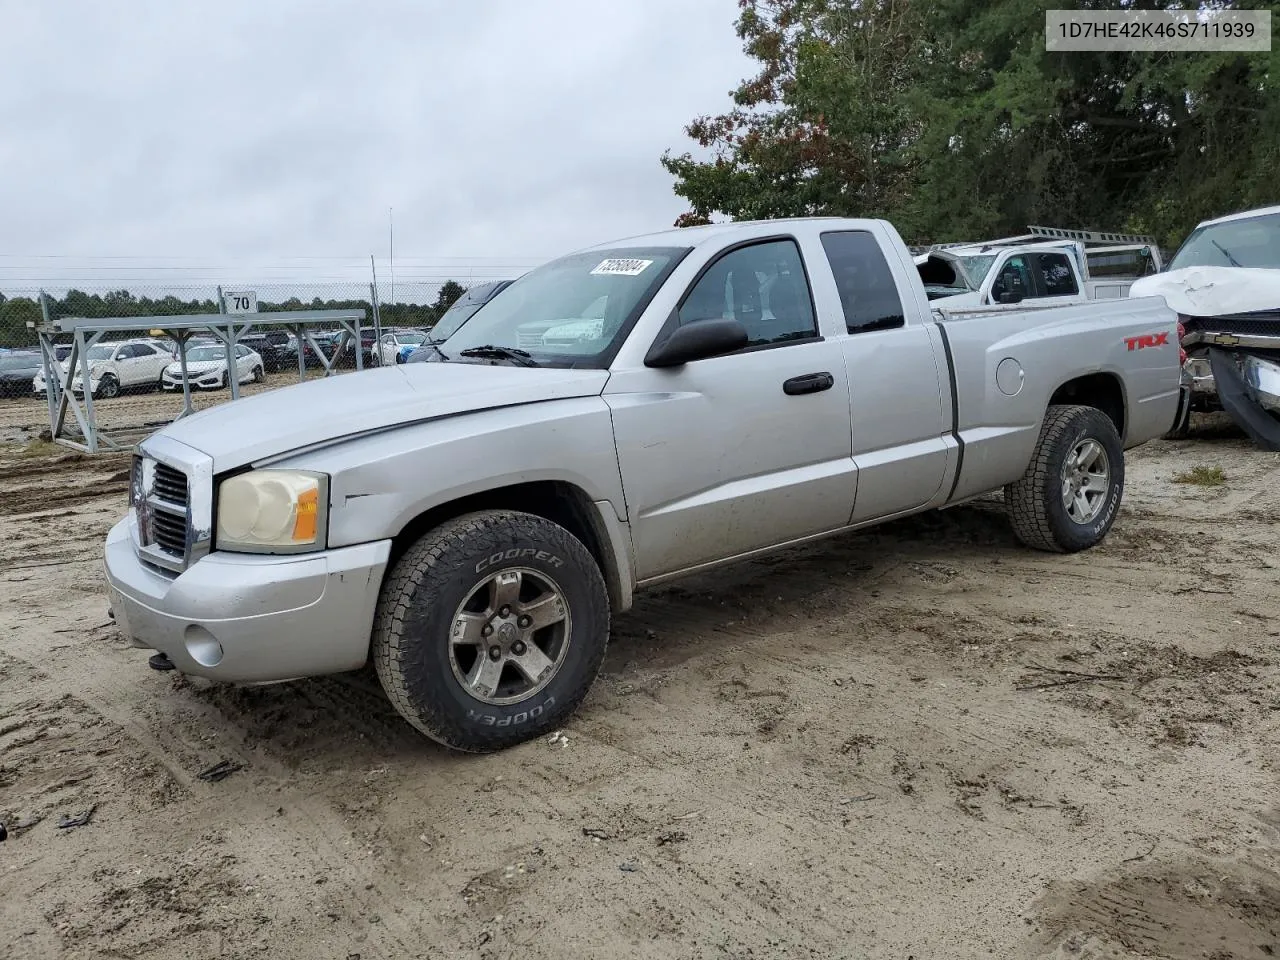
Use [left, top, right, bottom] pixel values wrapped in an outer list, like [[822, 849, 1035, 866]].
[[661, 0, 1280, 249], [0, 282, 468, 349]]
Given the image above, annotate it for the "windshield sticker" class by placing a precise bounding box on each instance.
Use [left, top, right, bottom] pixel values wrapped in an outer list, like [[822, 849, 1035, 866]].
[[590, 258, 653, 277]]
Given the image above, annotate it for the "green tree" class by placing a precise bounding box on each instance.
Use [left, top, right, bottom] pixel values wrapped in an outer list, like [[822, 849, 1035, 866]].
[[0, 296, 42, 348], [663, 0, 1280, 248], [434, 281, 466, 312]]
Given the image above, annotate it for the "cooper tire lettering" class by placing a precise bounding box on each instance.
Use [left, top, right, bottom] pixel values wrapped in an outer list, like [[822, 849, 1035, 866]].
[[373, 510, 607, 753]]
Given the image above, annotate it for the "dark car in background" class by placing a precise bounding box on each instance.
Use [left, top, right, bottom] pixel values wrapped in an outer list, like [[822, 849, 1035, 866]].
[[0, 351, 44, 397], [404, 279, 516, 363], [239, 331, 293, 373]]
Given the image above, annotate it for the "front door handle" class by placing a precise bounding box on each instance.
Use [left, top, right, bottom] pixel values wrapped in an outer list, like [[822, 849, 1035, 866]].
[[783, 372, 835, 396]]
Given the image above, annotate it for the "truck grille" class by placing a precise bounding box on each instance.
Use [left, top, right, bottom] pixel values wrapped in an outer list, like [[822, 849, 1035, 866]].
[[133, 457, 190, 563], [153, 463, 188, 506], [150, 507, 188, 557], [1185, 311, 1280, 341]]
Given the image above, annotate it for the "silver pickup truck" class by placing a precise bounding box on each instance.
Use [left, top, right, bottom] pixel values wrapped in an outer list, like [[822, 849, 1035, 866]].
[[105, 217, 1181, 752]]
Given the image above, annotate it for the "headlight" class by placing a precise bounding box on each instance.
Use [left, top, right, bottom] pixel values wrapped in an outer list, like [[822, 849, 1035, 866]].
[[215, 470, 328, 553]]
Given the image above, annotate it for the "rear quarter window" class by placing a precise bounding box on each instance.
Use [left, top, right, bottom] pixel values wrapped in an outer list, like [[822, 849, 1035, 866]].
[[819, 231, 906, 333]]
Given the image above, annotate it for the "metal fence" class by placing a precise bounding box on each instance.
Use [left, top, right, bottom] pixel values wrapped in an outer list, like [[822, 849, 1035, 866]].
[[0, 279, 503, 350]]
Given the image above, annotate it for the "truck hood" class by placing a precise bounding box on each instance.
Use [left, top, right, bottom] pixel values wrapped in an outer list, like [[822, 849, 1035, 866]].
[[1130, 266, 1280, 317], [151, 363, 610, 471]]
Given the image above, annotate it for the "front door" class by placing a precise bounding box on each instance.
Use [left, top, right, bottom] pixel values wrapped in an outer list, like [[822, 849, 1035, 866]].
[[605, 237, 857, 581]]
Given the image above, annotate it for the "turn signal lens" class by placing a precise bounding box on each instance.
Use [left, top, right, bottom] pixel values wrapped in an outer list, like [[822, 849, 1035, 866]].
[[292, 487, 319, 542]]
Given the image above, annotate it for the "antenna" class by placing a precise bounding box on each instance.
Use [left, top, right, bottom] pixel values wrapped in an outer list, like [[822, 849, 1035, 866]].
[[388, 206, 395, 303]]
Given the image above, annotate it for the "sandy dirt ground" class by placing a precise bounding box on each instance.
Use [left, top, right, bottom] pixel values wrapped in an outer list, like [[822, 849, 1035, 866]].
[[1, 386, 1278, 960]]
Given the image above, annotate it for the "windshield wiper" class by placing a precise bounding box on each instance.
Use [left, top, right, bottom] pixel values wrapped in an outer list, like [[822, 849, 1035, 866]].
[[1210, 238, 1243, 268], [457, 345, 539, 367], [424, 340, 449, 361]]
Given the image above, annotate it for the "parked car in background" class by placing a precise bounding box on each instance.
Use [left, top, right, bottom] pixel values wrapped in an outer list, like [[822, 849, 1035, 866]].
[[374, 329, 428, 364], [0, 351, 42, 398], [161, 343, 264, 392], [331, 329, 378, 368], [32, 338, 173, 399], [1130, 204, 1280, 447], [404, 279, 516, 363], [239, 332, 292, 373], [106, 217, 1180, 752]]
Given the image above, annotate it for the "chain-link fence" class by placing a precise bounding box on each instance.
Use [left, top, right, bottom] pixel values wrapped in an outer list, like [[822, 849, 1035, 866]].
[[0, 279, 504, 351]]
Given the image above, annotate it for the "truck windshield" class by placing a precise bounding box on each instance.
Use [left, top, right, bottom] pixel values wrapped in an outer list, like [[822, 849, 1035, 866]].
[[1168, 212, 1280, 271], [957, 254, 998, 284], [439, 247, 688, 366], [428, 282, 508, 341]]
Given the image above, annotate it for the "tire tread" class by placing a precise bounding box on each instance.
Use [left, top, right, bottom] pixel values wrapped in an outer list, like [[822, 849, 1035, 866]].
[[372, 510, 609, 753], [1005, 404, 1120, 553]]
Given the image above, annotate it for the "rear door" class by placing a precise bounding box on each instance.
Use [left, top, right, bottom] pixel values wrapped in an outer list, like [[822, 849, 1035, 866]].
[[818, 230, 951, 523], [605, 236, 856, 580]]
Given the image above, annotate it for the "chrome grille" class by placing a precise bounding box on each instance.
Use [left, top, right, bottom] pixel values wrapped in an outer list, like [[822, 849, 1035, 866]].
[[150, 505, 188, 557], [153, 462, 188, 506], [133, 456, 191, 566], [129, 437, 213, 575]]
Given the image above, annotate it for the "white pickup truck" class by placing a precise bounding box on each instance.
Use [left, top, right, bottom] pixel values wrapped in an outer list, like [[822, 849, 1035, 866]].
[[919, 230, 1161, 309], [105, 217, 1182, 752]]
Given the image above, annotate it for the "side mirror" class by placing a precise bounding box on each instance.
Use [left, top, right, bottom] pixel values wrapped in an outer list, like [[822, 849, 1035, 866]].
[[995, 287, 1024, 305], [644, 317, 749, 368]]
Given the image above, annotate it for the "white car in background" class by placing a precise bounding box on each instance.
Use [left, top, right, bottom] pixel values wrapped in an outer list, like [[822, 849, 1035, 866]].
[[374, 329, 428, 365], [161, 343, 264, 392], [33, 338, 174, 399]]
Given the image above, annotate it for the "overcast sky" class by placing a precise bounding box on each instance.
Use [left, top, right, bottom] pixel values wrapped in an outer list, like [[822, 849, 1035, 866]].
[[0, 0, 751, 290]]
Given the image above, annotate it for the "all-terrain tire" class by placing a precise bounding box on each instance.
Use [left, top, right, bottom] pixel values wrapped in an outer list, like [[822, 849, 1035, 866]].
[[1005, 404, 1125, 554], [372, 510, 610, 752]]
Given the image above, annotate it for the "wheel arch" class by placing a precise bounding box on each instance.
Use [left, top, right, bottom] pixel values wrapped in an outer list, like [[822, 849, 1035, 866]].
[[1048, 372, 1127, 441], [389, 480, 633, 612]]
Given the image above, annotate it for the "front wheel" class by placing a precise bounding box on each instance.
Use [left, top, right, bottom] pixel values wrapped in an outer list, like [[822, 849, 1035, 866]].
[[94, 375, 119, 399], [251, 365, 264, 383], [372, 510, 611, 752], [1005, 404, 1125, 553]]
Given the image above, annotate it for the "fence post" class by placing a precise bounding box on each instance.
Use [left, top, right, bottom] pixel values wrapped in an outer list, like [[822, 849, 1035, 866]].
[[370, 256, 383, 349], [37, 290, 60, 434]]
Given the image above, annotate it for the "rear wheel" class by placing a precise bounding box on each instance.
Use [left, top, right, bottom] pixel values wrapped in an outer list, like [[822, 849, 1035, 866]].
[[1006, 404, 1125, 553], [251, 365, 264, 383], [372, 510, 610, 752]]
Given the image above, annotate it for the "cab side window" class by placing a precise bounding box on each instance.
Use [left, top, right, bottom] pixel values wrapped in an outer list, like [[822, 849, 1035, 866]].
[[1032, 252, 1079, 297], [678, 239, 818, 348], [991, 256, 1031, 303], [819, 231, 906, 333]]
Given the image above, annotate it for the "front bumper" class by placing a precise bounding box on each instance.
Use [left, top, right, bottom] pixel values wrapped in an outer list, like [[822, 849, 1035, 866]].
[[162, 371, 223, 390], [104, 517, 391, 683], [1242, 354, 1280, 413]]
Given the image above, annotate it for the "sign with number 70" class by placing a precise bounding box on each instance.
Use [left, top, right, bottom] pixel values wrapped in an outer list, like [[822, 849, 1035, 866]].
[[223, 290, 258, 314]]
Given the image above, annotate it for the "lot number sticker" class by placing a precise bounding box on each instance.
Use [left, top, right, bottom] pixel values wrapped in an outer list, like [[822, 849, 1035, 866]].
[[590, 258, 653, 277]]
